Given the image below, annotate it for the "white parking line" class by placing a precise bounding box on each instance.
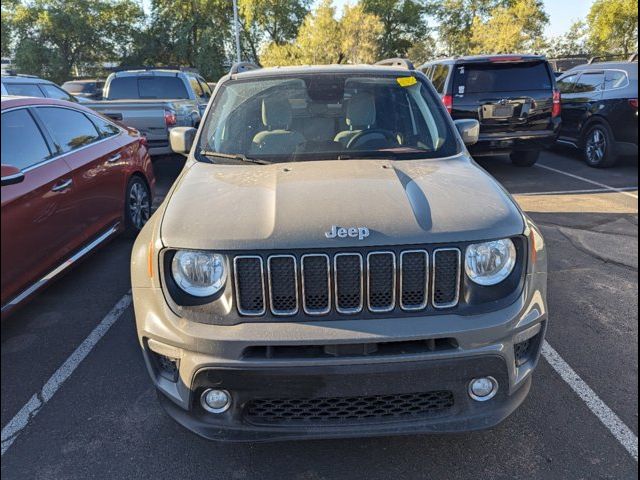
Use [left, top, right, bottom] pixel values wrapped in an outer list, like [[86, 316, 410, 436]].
[[518, 186, 639, 196], [535, 164, 639, 199], [542, 341, 638, 462], [0, 292, 132, 456]]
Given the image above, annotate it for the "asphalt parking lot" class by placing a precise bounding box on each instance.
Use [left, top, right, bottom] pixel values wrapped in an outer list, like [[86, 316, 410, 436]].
[[1, 148, 638, 479]]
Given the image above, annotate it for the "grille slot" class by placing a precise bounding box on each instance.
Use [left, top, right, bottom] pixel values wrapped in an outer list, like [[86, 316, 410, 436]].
[[432, 248, 461, 309], [267, 255, 298, 315], [233, 256, 265, 316], [245, 391, 455, 425], [367, 252, 396, 312], [301, 254, 331, 315], [400, 250, 429, 310], [334, 253, 363, 314]]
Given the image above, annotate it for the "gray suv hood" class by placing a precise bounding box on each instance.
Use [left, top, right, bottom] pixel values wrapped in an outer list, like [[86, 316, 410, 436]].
[[160, 156, 525, 250]]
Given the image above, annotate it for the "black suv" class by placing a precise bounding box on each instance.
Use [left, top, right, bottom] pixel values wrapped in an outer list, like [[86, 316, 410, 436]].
[[421, 55, 561, 166], [556, 60, 638, 167]]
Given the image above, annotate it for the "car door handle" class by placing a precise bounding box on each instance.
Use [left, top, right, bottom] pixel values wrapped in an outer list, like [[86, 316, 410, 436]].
[[107, 153, 122, 163], [51, 179, 73, 192]]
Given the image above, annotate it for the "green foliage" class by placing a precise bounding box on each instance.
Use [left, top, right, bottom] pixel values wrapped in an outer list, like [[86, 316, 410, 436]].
[[587, 0, 638, 56], [545, 21, 589, 58], [1, 0, 19, 57], [428, 0, 512, 56], [239, 0, 311, 44], [361, 0, 428, 58], [260, 0, 384, 66], [469, 0, 548, 54], [11, 0, 143, 83]]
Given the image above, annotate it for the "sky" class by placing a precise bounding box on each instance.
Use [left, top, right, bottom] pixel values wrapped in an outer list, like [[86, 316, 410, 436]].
[[318, 0, 596, 37]]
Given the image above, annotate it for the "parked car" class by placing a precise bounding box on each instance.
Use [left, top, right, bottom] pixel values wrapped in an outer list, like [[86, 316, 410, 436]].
[[1, 96, 155, 318], [84, 68, 212, 155], [131, 60, 548, 442], [1, 73, 83, 103], [421, 54, 561, 166], [555, 60, 638, 167], [62, 79, 105, 100]]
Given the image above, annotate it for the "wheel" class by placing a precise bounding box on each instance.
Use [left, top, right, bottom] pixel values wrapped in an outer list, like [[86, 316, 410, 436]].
[[124, 176, 151, 235], [582, 122, 618, 168], [510, 150, 540, 167]]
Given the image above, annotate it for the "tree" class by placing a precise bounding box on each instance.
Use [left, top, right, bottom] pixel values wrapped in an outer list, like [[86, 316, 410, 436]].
[[1, 0, 19, 57], [12, 0, 143, 82], [545, 21, 589, 58], [239, 0, 311, 44], [260, 0, 385, 66], [469, 0, 548, 54], [125, 0, 232, 81], [587, 0, 638, 56], [428, 0, 512, 56], [407, 35, 437, 64], [361, 0, 428, 58], [340, 3, 384, 64]]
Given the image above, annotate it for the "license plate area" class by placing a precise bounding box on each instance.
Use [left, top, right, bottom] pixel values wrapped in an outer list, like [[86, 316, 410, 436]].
[[482, 104, 514, 119]]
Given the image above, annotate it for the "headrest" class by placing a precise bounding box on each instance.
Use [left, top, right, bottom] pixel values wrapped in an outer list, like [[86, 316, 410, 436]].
[[262, 97, 292, 129], [346, 92, 376, 128]]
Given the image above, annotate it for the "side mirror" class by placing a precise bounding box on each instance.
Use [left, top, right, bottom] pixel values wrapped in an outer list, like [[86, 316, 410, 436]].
[[454, 119, 480, 146], [1, 164, 25, 187], [169, 127, 197, 156]]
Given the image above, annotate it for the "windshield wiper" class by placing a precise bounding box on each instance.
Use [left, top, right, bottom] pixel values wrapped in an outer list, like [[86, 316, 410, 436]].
[[199, 150, 271, 165]]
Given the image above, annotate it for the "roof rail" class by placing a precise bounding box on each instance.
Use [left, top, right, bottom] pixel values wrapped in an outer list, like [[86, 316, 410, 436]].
[[230, 62, 260, 75], [374, 58, 415, 70], [109, 65, 199, 73]]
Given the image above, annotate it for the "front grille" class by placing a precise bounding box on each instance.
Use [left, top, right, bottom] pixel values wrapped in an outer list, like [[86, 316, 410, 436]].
[[244, 390, 455, 425], [233, 247, 461, 317]]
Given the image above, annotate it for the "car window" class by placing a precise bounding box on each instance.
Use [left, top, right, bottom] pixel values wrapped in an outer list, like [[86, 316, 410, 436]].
[[37, 107, 101, 153], [198, 77, 212, 97], [89, 114, 121, 138], [62, 82, 96, 94], [199, 73, 459, 162], [40, 84, 77, 102], [574, 72, 605, 93], [4, 83, 45, 97], [107, 75, 189, 99], [431, 65, 449, 94], [604, 70, 628, 90], [1, 109, 52, 170], [188, 76, 204, 98], [557, 73, 579, 93], [453, 61, 552, 94]]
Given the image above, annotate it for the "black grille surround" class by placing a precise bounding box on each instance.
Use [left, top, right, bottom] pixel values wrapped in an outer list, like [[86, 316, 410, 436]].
[[244, 390, 455, 426], [161, 237, 527, 324]]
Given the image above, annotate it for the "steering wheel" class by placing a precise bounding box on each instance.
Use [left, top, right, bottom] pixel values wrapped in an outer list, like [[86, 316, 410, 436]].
[[346, 129, 398, 150]]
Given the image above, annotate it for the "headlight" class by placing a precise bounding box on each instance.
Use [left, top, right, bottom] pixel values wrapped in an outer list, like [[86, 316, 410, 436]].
[[465, 239, 516, 286], [171, 250, 226, 297]]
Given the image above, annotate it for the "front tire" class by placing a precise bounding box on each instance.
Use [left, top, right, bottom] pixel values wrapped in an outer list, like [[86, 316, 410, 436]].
[[124, 176, 151, 236], [582, 122, 618, 168], [510, 150, 540, 167]]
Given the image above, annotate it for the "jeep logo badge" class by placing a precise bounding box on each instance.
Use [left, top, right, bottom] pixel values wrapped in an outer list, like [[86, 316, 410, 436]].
[[325, 225, 370, 240]]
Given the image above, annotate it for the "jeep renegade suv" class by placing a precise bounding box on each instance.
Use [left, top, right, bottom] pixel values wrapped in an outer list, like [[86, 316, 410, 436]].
[[131, 61, 548, 442]]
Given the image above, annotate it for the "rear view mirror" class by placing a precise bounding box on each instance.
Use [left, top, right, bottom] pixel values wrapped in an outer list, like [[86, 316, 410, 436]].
[[454, 119, 480, 146], [170, 127, 197, 156], [1, 164, 24, 187]]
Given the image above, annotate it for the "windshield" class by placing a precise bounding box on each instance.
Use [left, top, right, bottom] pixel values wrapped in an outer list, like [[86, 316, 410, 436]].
[[453, 62, 552, 93], [107, 76, 189, 100], [198, 73, 459, 162]]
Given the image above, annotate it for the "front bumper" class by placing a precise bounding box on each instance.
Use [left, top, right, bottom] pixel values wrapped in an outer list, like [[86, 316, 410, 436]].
[[133, 268, 547, 441]]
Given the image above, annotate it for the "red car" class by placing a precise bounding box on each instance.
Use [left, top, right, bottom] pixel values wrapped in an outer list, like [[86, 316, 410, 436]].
[[1, 96, 155, 318]]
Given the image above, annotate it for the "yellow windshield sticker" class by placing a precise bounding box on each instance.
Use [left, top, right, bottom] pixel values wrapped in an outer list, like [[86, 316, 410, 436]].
[[396, 76, 417, 87]]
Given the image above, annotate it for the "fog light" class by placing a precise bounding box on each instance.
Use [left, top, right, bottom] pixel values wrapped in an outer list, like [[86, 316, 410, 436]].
[[200, 389, 231, 413], [468, 377, 498, 401]]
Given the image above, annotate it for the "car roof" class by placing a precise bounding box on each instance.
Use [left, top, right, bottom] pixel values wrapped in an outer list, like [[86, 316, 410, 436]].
[[421, 54, 547, 67], [230, 64, 421, 80], [111, 69, 186, 78], [1, 95, 94, 112], [63, 79, 101, 83], [1, 75, 55, 85]]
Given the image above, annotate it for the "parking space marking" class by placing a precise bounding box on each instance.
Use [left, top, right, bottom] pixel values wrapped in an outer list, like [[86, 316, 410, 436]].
[[518, 186, 639, 196], [0, 292, 132, 456], [542, 341, 638, 462], [535, 164, 639, 199]]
